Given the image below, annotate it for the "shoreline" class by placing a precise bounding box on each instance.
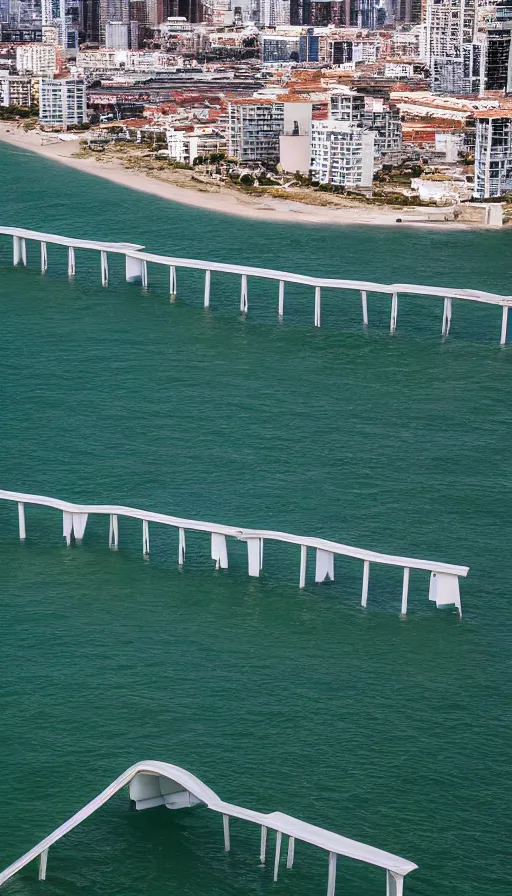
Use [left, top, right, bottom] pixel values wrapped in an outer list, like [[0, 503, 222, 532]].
[[0, 122, 482, 229]]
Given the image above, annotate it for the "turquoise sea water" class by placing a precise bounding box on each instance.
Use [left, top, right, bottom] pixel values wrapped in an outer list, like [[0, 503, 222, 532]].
[[0, 141, 511, 896]]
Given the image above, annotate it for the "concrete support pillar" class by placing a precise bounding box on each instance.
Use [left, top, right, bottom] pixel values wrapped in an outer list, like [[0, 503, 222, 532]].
[[278, 280, 284, 318], [13, 235, 26, 266], [240, 274, 248, 313], [223, 814, 230, 852], [41, 241, 47, 274], [299, 545, 307, 588], [401, 567, 410, 616], [18, 502, 26, 540], [170, 265, 176, 300], [142, 519, 149, 556], [178, 527, 186, 565], [500, 306, 509, 345], [361, 290, 368, 326], [141, 260, 148, 290], [442, 298, 452, 337], [260, 826, 267, 864], [68, 246, 75, 278], [204, 270, 211, 308], [361, 559, 369, 607], [109, 514, 118, 550], [273, 831, 282, 882], [286, 836, 295, 869], [100, 251, 108, 287], [327, 852, 337, 896], [38, 849, 48, 881], [390, 292, 398, 334], [314, 286, 321, 327], [125, 255, 144, 283]]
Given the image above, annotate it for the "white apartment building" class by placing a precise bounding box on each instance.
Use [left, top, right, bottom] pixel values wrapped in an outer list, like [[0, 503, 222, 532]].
[[16, 44, 57, 78], [384, 61, 414, 78], [0, 72, 32, 107], [41, 0, 66, 47], [474, 113, 512, 198], [228, 100, 284, 163], [167, 127, 226, 164], [106, 21, 131, 49], [202, 0, 234, 26], [330, 91, 402, 159], [425, 0, 476, 64], [121, 50, 176, 70], [76, 50, 118, 70], [259, 0, 291, 27], [353, 40, 378, 63], [388, 25, 424, 60], [330, 89, 366, 123], [310, 120, 375, 189], [76, 49, 177, 72], [39, 78, 87, 127]]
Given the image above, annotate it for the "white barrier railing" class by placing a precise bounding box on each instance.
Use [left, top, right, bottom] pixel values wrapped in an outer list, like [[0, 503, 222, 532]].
[[1, 225, 511, 342], [0, 759, 418, 896], [0, 489, 468, 616]]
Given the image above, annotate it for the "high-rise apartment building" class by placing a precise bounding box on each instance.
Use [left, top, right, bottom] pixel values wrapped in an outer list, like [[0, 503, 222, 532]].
[[431, 42, 482, 94], [474, 112, 512, 198], [484, 24, 512, 91], [83, 0, 100, 42], [41, 0, 67, 46], [259, 0, 290, 25], [177, 0, 202, 22], [228, 100, 284, 163], [426, 0, 476, 63], [106, 18, 130, 45], [310, 120, 375, 188], [39, 77, 87, 126], [395, 0, 421, 23], [329, 90, 402, 159], [100, 0, 129, 41], [308, 1, 345, 26]]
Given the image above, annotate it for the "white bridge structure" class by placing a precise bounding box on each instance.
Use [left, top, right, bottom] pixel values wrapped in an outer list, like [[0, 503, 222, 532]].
[[0, 759, 418, 896], [0, 489, 468, 615], [1, 225, 511, 341]]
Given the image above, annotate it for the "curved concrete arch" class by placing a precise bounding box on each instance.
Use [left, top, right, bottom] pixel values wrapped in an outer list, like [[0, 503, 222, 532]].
[[0, 760, 417, 896]]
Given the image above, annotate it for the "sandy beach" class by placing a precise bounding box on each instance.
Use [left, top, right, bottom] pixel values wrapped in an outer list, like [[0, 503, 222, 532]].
[[0, 121, 480, 229]]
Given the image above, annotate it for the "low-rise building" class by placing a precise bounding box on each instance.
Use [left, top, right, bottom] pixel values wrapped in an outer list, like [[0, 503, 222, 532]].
[[261, 35, 300, 63], [39, 78, 87, 127], [167, 126, 226, 163], [384, 61, 414, 79], [330, 89, 366, 122], [15, 44, 57, 78], [76, 50, 118, 71], [0, 72, 32, 107]]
